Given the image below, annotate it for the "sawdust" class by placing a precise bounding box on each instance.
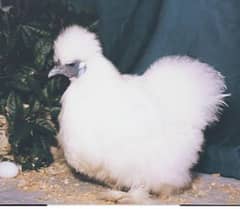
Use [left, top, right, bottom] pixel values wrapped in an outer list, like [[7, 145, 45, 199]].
[[0, 115, 10, 156], [15, 147, 108, 204], [12, 147, 240, 205]]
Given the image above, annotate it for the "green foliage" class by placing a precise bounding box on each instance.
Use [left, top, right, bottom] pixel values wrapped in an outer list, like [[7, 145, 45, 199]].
[[0, 0, 98, 170]]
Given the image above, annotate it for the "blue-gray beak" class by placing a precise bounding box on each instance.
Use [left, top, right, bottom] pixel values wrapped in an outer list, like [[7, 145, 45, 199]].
[[48, 61, 86, 79]]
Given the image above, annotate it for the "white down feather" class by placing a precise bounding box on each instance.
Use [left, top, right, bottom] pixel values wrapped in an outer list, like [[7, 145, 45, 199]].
[[53, 25, 228, 198]]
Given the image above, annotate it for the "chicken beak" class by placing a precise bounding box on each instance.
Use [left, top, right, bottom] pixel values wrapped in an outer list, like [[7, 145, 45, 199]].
[[48, 66, 63, 78], [48, 65, 79, 79], [48, 62, 86, 79]]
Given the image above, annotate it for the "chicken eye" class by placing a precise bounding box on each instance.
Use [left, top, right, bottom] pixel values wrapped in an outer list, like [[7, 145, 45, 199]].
[[55, 60, 60, 66], [66, 63, 76, 67]]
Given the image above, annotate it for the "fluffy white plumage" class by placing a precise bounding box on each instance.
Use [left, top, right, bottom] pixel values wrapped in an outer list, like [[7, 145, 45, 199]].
[[52, 25, 227, 201]]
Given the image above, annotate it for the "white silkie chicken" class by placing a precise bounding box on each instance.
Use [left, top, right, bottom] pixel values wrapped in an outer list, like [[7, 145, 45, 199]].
[[48, 25, 228, 203]]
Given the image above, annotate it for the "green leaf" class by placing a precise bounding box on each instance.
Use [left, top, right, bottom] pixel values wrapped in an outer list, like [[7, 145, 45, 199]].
[[0, 0, 98, 170], [50, 106, 61, 119], [35, 118, 56, 135], [0, 99, 6, 114], [5, 92, 23, 121], [9, 120, 31, 149], [9, 66, 38, 93], [41, 87, 49, 101], [21, 25, 50, 38], [34, 38, 52, 69], [10, 78, 30, 93], [31, 99, 41, 113]]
